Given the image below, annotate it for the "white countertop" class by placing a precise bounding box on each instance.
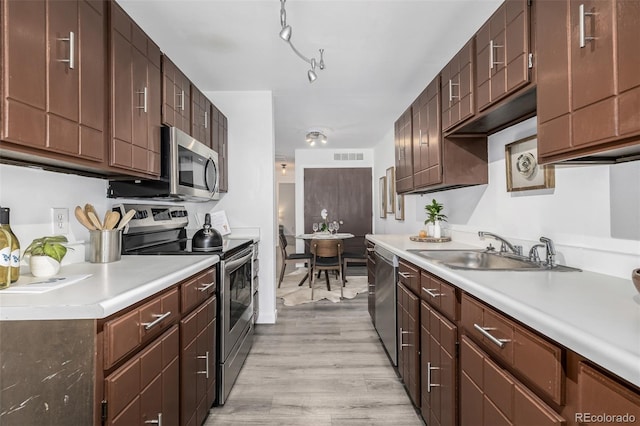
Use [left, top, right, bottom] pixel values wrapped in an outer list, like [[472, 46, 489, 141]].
[[367, 234, 640, 388], [0, 255, 219, 321]]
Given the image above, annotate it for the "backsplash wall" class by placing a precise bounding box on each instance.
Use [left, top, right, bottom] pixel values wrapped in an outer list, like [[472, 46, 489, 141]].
[[373, 117, 640, 279]]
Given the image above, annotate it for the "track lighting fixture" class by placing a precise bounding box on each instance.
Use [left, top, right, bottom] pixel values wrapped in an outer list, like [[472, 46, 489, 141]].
[[279, 0, 325, 83]]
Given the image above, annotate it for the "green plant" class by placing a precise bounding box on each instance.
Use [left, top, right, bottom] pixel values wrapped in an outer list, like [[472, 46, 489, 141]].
[[424, 199, 447, 225], [23, 236, 69, 262]]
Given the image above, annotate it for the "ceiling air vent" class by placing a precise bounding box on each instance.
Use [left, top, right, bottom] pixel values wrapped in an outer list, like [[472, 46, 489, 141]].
[[333, 152, 364, 161]]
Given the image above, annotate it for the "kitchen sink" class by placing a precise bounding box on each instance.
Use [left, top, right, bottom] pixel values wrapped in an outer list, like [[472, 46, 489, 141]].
[[407, 249, 581, 272]]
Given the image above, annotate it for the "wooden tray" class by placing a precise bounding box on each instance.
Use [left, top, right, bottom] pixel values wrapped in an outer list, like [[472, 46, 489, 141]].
[[409, 235, 452, 243]]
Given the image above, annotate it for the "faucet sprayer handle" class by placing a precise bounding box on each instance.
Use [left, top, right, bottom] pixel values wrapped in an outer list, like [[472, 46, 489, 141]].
[[539, 237, 556, 255]]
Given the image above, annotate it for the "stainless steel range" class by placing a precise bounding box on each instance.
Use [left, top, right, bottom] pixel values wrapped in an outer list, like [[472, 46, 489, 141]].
[[114, 203, 254, 405]]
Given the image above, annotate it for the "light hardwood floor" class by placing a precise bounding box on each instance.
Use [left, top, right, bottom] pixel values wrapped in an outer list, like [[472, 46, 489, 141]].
[[205, 250, 424, 425]]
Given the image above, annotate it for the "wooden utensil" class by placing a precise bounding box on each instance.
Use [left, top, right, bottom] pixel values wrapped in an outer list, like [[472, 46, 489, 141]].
[[74, 206, 96, 230], [103, 211, 121, 230], [84, 204, 102, 229], [87, 211, 103, 230], [117, 209, 136, 230]]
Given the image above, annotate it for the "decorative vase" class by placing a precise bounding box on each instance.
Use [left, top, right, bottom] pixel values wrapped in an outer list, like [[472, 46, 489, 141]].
[[29, 255, 60, 278], [433, 220, 442, 239]]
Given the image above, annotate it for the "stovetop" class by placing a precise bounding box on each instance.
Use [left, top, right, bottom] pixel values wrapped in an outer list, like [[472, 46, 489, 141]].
[[123, 236, 252, 259]]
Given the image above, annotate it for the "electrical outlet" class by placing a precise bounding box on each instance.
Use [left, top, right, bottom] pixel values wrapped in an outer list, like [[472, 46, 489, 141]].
[[52, 208, 69, 234]]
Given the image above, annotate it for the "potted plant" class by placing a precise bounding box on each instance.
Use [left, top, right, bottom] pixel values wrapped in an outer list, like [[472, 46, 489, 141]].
[[23, 236, 70, 277], [424, 199, 447, 238]]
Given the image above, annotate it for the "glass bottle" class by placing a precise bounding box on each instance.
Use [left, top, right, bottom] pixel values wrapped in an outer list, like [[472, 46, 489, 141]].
[[0, 207, 20, 287]]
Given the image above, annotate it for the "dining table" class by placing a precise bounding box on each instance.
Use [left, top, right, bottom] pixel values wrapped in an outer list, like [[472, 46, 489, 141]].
[[294, 232, 355, 287]]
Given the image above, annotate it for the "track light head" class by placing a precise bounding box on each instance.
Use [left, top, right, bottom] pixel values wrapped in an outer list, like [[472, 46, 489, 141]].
[[279, 25, 292, 41]]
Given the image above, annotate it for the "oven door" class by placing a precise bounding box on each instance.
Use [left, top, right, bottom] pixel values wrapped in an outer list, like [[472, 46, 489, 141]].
[[220, 247, 253, 361]]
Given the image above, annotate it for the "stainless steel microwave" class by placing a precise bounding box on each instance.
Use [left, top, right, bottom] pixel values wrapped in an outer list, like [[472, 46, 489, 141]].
[[108, 126, 220, 202]]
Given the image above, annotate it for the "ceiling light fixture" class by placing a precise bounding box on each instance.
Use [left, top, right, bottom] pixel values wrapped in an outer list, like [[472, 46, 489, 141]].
[[305, 131, 327, 146], [281, 163, 287, 175], [279, 0, 325, 83]]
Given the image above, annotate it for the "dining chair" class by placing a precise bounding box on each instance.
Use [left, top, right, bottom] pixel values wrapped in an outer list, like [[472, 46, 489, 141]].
[[278, 229, 312, 288], [342, 245, 367, 282], [310, 239, 344, 300]]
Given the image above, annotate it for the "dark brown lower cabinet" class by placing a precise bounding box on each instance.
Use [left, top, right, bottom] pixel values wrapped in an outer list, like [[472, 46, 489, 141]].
[[397, 282, 420, 406], [104, 325, 180, 426], [366, 241, 375, 324], [180, 296, 216, 426], [421, 301, 457, 426], [460, 335, 565, 426]]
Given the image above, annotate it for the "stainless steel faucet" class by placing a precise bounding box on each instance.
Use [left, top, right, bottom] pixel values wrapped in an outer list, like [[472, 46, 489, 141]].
[[478, 231, 523, 256], [539, 236, 556, 267]]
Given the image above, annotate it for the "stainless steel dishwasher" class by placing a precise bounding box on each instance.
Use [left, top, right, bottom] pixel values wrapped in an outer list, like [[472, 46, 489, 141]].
[[374, 245, 398, 366]]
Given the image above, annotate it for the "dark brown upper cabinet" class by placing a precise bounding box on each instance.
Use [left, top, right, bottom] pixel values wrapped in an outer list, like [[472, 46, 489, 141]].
[[218, 111, 229, 193], [1, 0, 108, 171], [475, 0, 531, 112], [537, 0, 640, 164], [161, 54, 191, 135], [412, 76, 442, 190], [110, 1, 162, 177], [394, 107, 414, 193], [441, 39, 475, 132], [191, 86, 213, 149]]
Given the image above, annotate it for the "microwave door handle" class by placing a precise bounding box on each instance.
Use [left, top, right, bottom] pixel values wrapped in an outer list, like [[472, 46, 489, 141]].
[[204, 157, 218, 194], [225, 252, 253, 273]]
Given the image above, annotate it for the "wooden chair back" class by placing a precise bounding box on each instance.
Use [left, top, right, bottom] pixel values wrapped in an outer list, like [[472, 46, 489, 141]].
[[311, 239, 344, 258]]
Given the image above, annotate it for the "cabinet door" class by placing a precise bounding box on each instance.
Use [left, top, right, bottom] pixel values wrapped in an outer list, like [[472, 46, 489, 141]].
[[110, 2, 161, 177], [397, 283, 420, 406], [2, 0, 106, 162], [218, 112, 228, 192], [191, 86, 213, 148], [615, 0, 640, 139], [161, 55, 191, 135], [421, 301, 457, 426], [413, 76, 442, 189], [210, 104, 220, 152], [441, 39, 475, 131], [395, 107, 413, 193]]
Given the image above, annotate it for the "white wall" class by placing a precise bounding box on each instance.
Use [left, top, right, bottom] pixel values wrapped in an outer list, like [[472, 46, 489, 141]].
[[373, 117, 640, 279], [293, 148, 375, 252], [200, 90, 277, 324]]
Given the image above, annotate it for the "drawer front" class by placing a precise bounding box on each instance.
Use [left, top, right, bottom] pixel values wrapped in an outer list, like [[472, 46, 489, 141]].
[[398, 260, 420, 295], [181, 267, 216, 314], [461, 293, 564, 405], [460, 336, 565, 426], [420, 271, 460, 322], [105, 288, 179, 369], [140, 288, 179, 341], [578, 363, 640, 422]]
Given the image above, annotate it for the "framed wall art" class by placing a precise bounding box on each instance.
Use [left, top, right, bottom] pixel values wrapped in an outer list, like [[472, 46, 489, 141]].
[[379, 176, 387, 218], [505, 135, 555, 192], [386, 166, 395, 213], [395, 194, 404, 221]]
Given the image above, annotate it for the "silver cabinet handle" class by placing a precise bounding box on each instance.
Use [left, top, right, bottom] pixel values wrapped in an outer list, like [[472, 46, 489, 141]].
[[180, 89, 185, 111], [144, 413, 162, 425], [197, 351, 210, 379], [58, 31, 75, 69], [400, 328, 412, 348], [473, 323, 510, 348], [422, 287, 441, 298], [197, 282, 215, 292], [366, 247, 375, 253], [136, 87, 148, 113], [204, 111, 208, 129], [142, 311, 171, 330], [448, 79, 459, 103], [427, 362, 441, 393], [398, 272, 413, 279], [490, 39, 503, 70], [579, 4, 595, 48]]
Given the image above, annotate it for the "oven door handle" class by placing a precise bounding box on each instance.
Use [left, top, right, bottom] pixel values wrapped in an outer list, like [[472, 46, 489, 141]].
[[224, 250, 253, 273]]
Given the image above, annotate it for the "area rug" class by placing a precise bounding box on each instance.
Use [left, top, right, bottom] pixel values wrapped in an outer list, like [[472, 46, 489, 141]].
[[277, 268, 368, 306]]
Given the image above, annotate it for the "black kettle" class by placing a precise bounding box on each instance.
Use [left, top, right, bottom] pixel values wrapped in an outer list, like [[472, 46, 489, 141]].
[[192, 213, 223, 252]]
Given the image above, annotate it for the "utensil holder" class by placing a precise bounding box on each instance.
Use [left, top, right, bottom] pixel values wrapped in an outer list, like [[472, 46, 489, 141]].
[[89, 229, 122, 263]]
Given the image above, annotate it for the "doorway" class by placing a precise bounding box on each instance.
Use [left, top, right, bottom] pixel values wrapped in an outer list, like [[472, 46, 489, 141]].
[[278, 182, 296, 247], [303, 167, 372, 253]]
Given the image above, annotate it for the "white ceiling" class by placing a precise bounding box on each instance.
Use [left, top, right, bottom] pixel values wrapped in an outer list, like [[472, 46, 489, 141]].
[[117, 0, 503, 165]]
